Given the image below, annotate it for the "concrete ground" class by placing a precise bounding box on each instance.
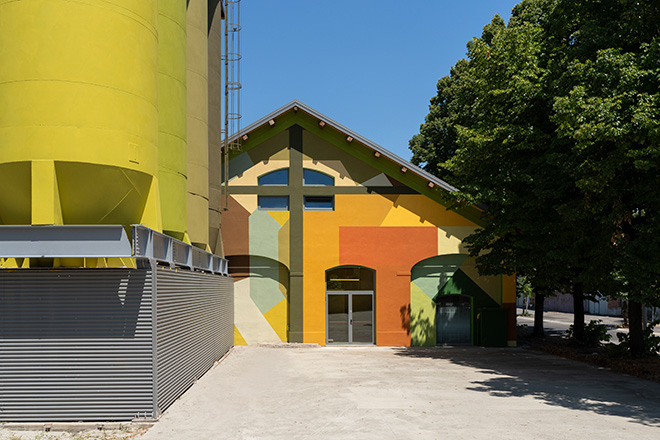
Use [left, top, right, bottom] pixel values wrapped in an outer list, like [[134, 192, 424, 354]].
[[138, 345, 660, 440]]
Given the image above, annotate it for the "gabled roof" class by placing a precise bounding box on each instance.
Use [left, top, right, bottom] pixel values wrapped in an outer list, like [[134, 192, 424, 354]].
[[229, 100, 458, 193]]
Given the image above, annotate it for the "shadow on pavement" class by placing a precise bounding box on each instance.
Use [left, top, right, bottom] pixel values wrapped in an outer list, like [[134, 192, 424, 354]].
[[392, 346, 660, 427]]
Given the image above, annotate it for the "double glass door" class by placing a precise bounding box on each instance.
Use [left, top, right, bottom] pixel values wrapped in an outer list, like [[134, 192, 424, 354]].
[[327, 292, 373, 344]]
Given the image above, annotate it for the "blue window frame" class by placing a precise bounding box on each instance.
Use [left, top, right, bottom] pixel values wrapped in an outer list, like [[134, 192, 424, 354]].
[[304, 195, 334, 211], [303, 169, 334, 186], [258, 196, 289, 211], [258, 169, 289, 186]]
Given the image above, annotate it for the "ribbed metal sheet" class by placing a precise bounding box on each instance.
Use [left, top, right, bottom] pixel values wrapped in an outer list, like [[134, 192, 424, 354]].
[[0, 269, 155, 421], [155, 268, 233, 413]]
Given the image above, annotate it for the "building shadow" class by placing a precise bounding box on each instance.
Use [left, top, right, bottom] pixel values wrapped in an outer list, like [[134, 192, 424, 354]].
[[392, 346, 660, 427]]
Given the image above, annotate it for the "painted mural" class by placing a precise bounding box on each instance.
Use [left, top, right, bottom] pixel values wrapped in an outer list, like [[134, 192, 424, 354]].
[[222, 102, 516, 347]]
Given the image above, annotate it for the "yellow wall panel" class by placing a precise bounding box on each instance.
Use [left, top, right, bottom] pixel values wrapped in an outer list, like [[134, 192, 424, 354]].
[[263, 299, 289, 342], [460, 257, 503, 304], [437, 226, 476, 255], [234, 326, 248, 346], [380, 195, 478, 228]]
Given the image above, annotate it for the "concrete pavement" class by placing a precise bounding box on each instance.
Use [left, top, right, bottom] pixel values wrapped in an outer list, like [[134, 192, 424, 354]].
[[138, 345, 660, 440]]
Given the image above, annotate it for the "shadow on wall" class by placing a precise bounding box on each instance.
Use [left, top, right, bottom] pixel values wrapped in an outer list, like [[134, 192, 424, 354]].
[[0, 270, 148, 339], [391, 346, 660, 427], [409, 308, 435, 346], [400, 304, 411, 335]]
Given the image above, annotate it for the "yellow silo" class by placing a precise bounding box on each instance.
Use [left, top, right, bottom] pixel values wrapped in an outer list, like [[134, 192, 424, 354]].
[[158, 0, 189, 241], [208, 0, 224, 255], [187, 0, 210, 250], [0, 0, 161, 229]]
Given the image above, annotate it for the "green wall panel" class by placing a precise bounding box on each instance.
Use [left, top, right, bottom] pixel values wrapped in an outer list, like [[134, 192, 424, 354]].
[[411, 254, 468, 299], [248, 256, 287, 315], [248, 210, 281, 261]]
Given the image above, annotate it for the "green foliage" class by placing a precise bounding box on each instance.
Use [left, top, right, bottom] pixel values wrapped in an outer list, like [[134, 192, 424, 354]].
[[566, 319, 611, 347], [517, 275, 534, 299], [608, 320, 660, 357], [409, 0, 660, 356]]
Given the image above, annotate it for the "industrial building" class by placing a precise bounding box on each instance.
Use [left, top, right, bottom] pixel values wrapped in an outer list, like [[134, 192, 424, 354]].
[[222, 101, 517, 347]]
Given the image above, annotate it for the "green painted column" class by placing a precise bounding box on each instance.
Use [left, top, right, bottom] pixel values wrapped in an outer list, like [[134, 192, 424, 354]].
[[288, 125, 304, 342]]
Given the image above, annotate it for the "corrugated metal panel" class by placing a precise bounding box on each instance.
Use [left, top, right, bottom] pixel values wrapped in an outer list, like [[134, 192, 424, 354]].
[[155, 267, 233, 414], [0, 269, 155, 422]]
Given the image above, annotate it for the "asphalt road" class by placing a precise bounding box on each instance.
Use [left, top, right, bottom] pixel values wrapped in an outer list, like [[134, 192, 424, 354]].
[[516, 308, 660, 342]]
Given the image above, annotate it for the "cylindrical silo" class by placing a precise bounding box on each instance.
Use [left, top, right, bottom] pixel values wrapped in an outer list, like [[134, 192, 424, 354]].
[[0, 0, 160, 229], [208, 1, 224, 255], [187, 0, 210, 250], [158, 0, 189, 240]]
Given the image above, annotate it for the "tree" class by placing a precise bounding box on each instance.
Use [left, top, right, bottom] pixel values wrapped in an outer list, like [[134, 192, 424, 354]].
[[552, 34, 660, 355], [410, 0, 660, 354]]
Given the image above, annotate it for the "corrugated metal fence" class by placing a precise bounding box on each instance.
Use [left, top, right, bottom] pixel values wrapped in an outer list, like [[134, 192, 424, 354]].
[[155, 267, 234, 412], [0, 266, 233, 422]]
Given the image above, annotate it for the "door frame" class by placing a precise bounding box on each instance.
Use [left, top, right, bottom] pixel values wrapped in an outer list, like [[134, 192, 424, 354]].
[[326, 290, 374, 345]]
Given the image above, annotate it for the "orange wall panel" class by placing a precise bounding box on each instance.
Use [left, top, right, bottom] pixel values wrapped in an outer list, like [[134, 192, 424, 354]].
[[339, 226, 438, 346]]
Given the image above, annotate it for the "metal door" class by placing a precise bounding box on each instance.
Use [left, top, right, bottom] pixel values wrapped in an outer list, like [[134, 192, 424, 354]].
[[436, 295, 471, 345]]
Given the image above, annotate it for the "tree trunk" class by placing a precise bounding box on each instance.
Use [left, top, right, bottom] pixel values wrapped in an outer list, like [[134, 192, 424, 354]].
[[532, 293, 545, 337], [628, 299, 645, 356], [572, 282, 585, 342]]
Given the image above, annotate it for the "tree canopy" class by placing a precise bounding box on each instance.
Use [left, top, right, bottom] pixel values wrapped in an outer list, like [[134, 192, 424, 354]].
[[410, 0, 660, 354]]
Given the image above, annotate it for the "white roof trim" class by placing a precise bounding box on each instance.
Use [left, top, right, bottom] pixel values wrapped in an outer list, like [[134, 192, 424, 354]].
[[228, 99, 458, 193]]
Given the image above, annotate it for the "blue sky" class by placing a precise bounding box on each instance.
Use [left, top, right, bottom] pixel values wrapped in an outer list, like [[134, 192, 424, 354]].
[[240, 0, 521, 161]]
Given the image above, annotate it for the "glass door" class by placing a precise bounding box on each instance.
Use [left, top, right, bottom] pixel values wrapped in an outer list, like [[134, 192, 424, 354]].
[[350, 293, 373, 343], [327, 294, 349, 343], [326, 267, 375, 345], [327, 292, 373, 344]]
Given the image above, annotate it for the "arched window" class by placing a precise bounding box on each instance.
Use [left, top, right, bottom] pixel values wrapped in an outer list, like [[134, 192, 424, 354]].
[[303, 169, 334, 186], [257, 169, 289, 210], [258, 169, 289, 186], [303, 169, 334, 210]]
